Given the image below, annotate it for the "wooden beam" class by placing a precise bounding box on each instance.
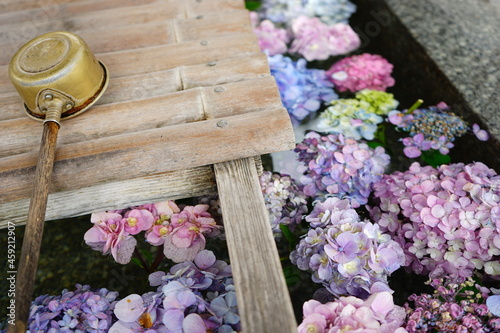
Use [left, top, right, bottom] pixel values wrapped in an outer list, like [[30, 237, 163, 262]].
[[0, 165, 217, 228], [214, 157, 297, 333]]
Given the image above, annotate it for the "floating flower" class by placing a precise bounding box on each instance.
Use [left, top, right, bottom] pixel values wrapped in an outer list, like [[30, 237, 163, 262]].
[[291, 197, 405, 298], [370, 161, 500, 281], [259, 171, 309, 232], [388, 102, 487, 158], [268, 54, 338, 124], [355, 89, 399, 115], [289, 16, 360, 61], [298, 292, 408, 332], [317, 98, 384, 140], [326, 53, 395, 92], [258, 0, 357, 26], [250, 12, 289, 56], [295, 131, 390, 207]]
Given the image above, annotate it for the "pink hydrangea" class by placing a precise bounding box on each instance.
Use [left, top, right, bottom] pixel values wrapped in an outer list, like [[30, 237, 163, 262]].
[[84, 212, 137, 264], [289, 15, 360, 61], [250, 12, 289, 56], [326, 53, 395, 92], [298, 292, 408, 332]]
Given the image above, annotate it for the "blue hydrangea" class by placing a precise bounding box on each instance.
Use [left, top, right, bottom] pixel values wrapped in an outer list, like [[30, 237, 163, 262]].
[[268, 54, 338, 125]]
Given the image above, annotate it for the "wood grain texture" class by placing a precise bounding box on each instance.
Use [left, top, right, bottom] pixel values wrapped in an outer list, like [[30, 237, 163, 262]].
[[214, 158, 297, 333], [0, 76, 282, 158], [9, 121, 59, 331], [0, 108, 295, 203], [0, 165, 217, 228]]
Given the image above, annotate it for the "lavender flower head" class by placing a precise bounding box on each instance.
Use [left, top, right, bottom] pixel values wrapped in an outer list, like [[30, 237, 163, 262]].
[[291, 197, 405, 298], [388, 102, 489, 158], [259, 171, 309, 232], [295, 131, 390, 207], [370, 161, 500, 281], [110, 250, 239, 332], [25, 284, 118, 333], [268, 54, 338, 125]]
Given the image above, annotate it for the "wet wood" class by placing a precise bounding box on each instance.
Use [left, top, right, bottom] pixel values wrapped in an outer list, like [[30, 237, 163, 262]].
[[214, 158, 297, 333]]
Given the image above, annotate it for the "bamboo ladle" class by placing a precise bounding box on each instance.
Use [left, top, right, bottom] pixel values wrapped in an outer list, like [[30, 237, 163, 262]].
[[7, 31, 108, 333]]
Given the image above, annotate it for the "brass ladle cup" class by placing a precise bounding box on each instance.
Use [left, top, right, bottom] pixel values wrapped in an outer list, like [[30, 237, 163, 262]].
[[7, 31, 108, 333]]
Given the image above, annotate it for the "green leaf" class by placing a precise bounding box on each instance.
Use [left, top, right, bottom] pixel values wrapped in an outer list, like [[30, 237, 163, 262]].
[[421, 150, 451, 168], [374, 123, 387, 146], [280, 224, 297, 250], [131, 257, 143, 268], [140, 248, 153, 265], [245, 1, 261, 11], [367, 141, 384, 149], [283, 265, 301, 288]]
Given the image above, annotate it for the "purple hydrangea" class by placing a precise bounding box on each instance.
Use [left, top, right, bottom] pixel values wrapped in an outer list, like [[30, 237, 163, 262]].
[[268, 54, 338, 125], [291, 197, 405, 298], [259, 171, 309, 232], [24, 284, 118, 333], [370, 161, 500, 281], [388, 102, 489, 158], [403, 277, 500, 332], [110, 250, 239, 332], [295, 131, 390, 207]]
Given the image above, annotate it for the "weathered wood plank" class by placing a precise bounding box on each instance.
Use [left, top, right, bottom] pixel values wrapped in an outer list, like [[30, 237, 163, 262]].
[[0, 107, 295, 203], [214, 157, 297, 333], [0, 10, 252, 65], [0, 33, 260, 94], [1, 52, 271, 121], [0, 76, 282, 158], [0, 165, 217, 228]]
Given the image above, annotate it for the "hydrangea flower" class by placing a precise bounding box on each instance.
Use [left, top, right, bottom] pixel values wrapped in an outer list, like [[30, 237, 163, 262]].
[[111, 250, 239, 333], [370, 161, 500, 281], [249, 12, 289, 56], [259, 171, 309, 232], [295, 131, 390, 207], [355, 89, 399, 115], [25, 284, 118, 333], [258, 0, 357, 26], [86, 201, 220, 265], [291, 197, 405, 298], [289, 15, 360, 61], [298, 292, 408, 332], [317, 98, 384, 140], [403, 277, 500, 332], [388, 102, 489, 158], [326, 53, 395, 92], [268, 54, 338, 124]]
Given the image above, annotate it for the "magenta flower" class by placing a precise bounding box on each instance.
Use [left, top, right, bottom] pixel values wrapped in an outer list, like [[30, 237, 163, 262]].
[[472, 123, 489, 141], [326, 53, 395, 92], [325, 231, 359, 263]]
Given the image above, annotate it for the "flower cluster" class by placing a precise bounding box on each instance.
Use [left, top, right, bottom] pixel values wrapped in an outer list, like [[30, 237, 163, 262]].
[[249, 12, 289, 56], [289, 15, 360, 61], [403, 277, 500, 332], [317, 99, 384, 140], [298, 292, 408, 332], [268, 54, 338, 124], [388, 102, 489, 158], [290, 197, 405, 298], [258, 0, 357, 26], [109, 250, 239, 332], [259, 171, 309, 232], [326, 53, 395, 92], [370, 161, 500, 281], [355, 89, 399, 116], [85, 201, 220, 264], [295, 131, 390, 207], [25, 284, 118, 333]]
